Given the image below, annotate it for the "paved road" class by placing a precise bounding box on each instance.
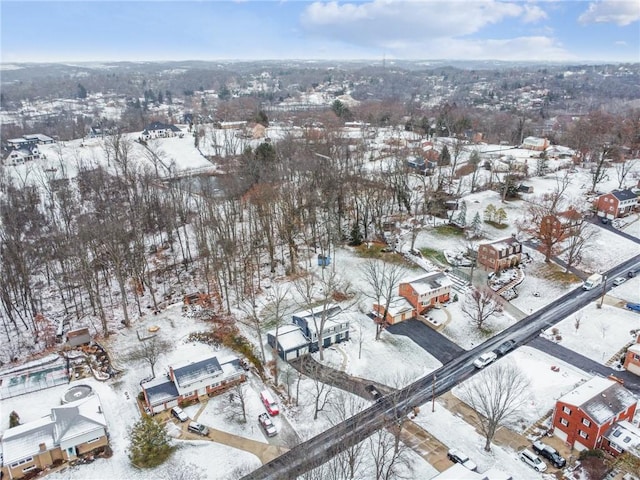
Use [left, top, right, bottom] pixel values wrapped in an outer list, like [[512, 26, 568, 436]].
[[529, 336, 640, 395], [387, 319, 465, 364], [242, 254, 640, 480]]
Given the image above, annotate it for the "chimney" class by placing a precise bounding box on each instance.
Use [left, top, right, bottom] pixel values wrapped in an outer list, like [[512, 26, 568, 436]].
[[39, 442, 46, 452]]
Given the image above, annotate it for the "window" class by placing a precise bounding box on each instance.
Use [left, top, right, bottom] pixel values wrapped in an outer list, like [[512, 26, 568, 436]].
[[562, 406, 571, 415], [582, 418, 591, 427], [86, 437, 101, 444], [560, 418, 569, 427], [579, 430, 589, 439], [609, 442, 622, 453], [22, 466, 37, 473]]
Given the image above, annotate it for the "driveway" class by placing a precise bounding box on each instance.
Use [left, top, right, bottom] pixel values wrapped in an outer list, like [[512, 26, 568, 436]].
[[387, 319, 465, 364]]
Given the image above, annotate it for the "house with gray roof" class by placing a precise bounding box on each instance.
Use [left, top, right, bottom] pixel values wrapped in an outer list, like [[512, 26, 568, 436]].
[[0, 394, 108, 480], [595, 189, 638, 219], [140, 355, 246, 414], [552, 376, 638, 452]]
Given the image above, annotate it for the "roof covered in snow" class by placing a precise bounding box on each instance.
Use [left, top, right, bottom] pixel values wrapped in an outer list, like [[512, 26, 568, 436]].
[[404, 271, 452, 295], [172, 356, 223, 389], [268, 324, 309, 351], [558, 376, 638, 425], [604, 420, 640, 455]]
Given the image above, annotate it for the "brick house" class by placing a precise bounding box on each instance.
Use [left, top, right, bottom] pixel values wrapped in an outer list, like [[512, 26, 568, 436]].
[[0, 394, 108, 480], [540, 208, 583, 242], [477, 237, 522, 272], [552, 376, 638, 451], [595, 189, 638, 219], [372, 297, 415, 325], [623, 336, 640, 375], [397, 271, 451, 316], [601, 420, 640, 458], [141, 355, 246, 414]]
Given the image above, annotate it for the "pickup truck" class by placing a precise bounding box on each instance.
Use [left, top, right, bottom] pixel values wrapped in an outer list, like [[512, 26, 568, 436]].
[[258, 413, 278, 437]]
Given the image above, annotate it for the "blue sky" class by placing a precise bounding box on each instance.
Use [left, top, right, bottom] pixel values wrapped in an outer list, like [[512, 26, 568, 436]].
[[1, 0, 639, 63]]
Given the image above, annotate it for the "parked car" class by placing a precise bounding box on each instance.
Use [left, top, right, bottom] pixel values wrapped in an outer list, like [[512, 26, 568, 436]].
[[188, 421, 209, 436], [366, 384, 383, 401], [600, 217, 609, 224], [519, 448, 547, 472], [473, 351, 497, 369], [258, 412, 278, 437], [447, 448, 477, 471], [260, 389, 280, 416], [628, 270, 637, 278], [532, 440, 566, 468], [171, 406, 188, 422], [626, 302, 640, 313], [612, 276, 626, 286], [494, 339, 516, 356]]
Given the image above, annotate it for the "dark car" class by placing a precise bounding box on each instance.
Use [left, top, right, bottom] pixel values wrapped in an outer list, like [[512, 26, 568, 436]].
[[494, 339, 516, 356], [629, 270, 637, 278], [532, 440, 566, 468], [600, 217, 609, 224]]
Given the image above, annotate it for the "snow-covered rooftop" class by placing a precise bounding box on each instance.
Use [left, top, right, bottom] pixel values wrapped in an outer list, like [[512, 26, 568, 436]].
[[558, 376, 638, 424], [269, 324, 309, 351], [405, 271, 452, 295]]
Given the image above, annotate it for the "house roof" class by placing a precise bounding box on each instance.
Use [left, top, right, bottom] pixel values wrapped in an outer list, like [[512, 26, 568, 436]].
[[172, 356, 222, 390], [52, 395, 107, 446], [610, 189, 637, 201], [144, 121, 180, 133], [604, 420, 640, 456], [480, 236, 520, 252], [522, 136, 547, 148], [142, 376, 180, 406], [1, 395, 106, 465], [405, 271, 452, 295], [557, 208, 582, 221], [23, 134, 54, 143], [268, 324, 309, 351], [378, 297, 414, 316], [292, 303, 343, 322], [558, 376, 638, 425], [628, 343, 640, 355]]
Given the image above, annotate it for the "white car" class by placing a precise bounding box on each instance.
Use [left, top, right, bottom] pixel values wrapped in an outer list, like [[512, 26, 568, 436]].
[[613, 276, 626, 286], [447, 448, 478, 471], [473, 351, 497, 369]]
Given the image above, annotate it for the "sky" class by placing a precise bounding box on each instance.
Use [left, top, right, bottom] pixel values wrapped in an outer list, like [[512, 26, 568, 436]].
[[0, 0, 639, 63]]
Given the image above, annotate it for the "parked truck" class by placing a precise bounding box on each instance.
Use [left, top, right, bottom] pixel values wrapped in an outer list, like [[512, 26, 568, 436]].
[[583, 273, 604, 291]]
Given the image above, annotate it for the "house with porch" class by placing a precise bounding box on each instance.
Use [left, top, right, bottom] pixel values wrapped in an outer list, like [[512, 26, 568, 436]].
[[3, 147, 41, 166], [0, 394, 108, 480], [595, 189, 638, 219], [140, 355, 246, 414], [477, 237, 522, 272], [551, 376, 638, 452]]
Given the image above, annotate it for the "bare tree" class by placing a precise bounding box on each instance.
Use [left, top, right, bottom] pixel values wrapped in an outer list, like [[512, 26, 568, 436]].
[[614, 159, 637, 189], [161, 459, 206, 480], [226, 382, 248, 423], [459, 363, 531, 451], [361, 260, 405, 340], [368, 428, 414, 480], [461, 287, 503, 330], [561, 220, 597, 273], [327, 392, 367, 479], [301, 356, 335, 421], [129, 335, 172, 378], [263, 284, 291, 387]]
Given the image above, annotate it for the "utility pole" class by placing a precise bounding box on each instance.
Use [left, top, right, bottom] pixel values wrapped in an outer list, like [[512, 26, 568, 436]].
[[432, 375, 436, 412], [598, 275, 607, 308]]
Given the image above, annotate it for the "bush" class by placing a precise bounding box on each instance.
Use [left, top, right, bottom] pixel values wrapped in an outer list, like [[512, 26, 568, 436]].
[[9, 410, 20, 428], [579, 449, 604, 460]]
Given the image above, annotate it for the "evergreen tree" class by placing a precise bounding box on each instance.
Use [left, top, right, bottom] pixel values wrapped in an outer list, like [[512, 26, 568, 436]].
[[129, 416, 173, 468], [349, 221, 363, 246], [455, 200, 467, 227], [471, 212, 482, 237], [77, 83, 87, 99], [439, 145, 451, 166]]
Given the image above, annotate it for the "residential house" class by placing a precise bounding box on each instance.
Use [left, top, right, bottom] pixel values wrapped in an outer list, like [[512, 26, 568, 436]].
[[3, 146, 40, 166], [477, 237, 522, 272], [540, 208, 583, 242], [601, 420, 640, 459], [397, 272, 452, 316], [551, 376, 638, 451], [521, 136, 549, 151], [22, 134, 54, 144], [267, 324, 310, 361], [141, 121, 181, 139], [372, 297, 415, 325], [595, 189, 638, 219], [0, 394, 108, 480], [292, 304, 350, 352], [623, 336, 640, 375], [431, 463, 512, 480], [140, 355, 246, 414]]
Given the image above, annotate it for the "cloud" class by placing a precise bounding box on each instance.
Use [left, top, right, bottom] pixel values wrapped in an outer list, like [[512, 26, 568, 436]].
[[578, 0, 640, 26], [614, 40, 628, 45], [300, 0, 525, 45], [522, 4, 548, 23]]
